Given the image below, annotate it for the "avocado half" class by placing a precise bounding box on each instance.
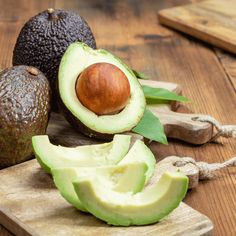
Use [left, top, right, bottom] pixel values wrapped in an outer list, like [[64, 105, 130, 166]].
[[73, 171, 188, 226], [58, 42, 146, 139]]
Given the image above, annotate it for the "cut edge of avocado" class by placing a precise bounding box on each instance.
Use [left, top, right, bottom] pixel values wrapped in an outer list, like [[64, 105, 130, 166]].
[[58, 42, 146, 137], [32, 134, 131, 173], [73, 171, 189, 226], [118, 140, 156, 183], [51, 162, 148, 212]]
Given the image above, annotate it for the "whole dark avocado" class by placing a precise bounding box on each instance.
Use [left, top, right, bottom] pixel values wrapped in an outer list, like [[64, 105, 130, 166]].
[[0, 66, 50, 167], [12, 8, 96, 110]]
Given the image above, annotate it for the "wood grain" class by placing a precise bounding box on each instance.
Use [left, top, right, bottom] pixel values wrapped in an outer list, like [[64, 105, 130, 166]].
[[0, 225, 12, 236], [140, 79, 214, 145], [0, 0, 54, 22], [0, 87, 215, 236], [0, 0, 236, 235], [214, 48, 236, 90], [158, 0, 236, 54], [0, 158, 213, 236]]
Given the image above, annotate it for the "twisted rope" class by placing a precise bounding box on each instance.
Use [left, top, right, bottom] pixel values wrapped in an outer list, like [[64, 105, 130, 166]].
[[175, 156, 236, 179], [192, 115, 236, 141]]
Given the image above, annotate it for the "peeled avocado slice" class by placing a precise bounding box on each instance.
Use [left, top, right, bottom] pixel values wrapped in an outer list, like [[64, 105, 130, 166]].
[[52, 163, 147, 212], [73, 171, 188, 226], [118, 140, 156, 183], [58, 42, 146, 137], [32, 134, 131, 173], [51, 140, 155, 212]]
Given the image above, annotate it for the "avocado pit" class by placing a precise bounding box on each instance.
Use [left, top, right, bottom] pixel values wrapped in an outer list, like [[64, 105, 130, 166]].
[[76, 63, 131, 115]]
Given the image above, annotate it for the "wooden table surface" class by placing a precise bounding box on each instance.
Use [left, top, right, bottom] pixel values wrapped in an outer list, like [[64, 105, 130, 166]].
[[0, 0, 235, 235]]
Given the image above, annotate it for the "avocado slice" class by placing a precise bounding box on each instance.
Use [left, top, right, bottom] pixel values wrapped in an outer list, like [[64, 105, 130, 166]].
[[73, 171, 188, 226], [119, 140, 156, 183], [50, 140, 154, 212], [52, 163, 147, 212], [58, 42, 146, 139], [32, 134, 131, 173]]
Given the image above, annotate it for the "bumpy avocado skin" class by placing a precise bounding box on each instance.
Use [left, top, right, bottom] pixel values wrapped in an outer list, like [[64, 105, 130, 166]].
[[0, 66, 50, 167], [12, 9, 96, 110]]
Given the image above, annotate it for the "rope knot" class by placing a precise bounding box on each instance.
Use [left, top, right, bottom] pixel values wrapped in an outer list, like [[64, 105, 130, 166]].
[[174, 156, 236, 180], [192, 115, 236, 141]]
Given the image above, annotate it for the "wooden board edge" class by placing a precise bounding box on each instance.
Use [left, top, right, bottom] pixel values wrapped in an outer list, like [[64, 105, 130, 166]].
[[0, 159, 214, 236], [0, 207, 39, 236], [174, 203, 214, 236], [0, 203, 214, 236], [157, 10, 236, 55]]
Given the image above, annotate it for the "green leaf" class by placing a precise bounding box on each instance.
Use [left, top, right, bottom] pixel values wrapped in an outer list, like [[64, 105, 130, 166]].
[[132, 69, 149, 80], [132, 109, 168, 144], [142, 85, 189, 102]]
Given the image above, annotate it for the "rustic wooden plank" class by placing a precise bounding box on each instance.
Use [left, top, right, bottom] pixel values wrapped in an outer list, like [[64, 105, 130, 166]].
[[0, 22, 21, 69], [0, 0, 54, 69], [159, 3, 236, 234], [214, 49, 236, 90], [158, 0, 236, 54], [57, 0, 236, 235], [0, 208, 38, 236], [0, 0, 235, 235], [0, 159, 213, 236], [0, 0, 55, 235], [0, 225, 13, 236], [153, 2, 236, 236], [0, 79, 215, 235], [0, 0, 54, 22], [54, 0, 173, 78]]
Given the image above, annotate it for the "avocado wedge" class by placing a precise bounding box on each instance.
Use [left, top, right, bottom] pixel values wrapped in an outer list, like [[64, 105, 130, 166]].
[[50, 140, 155, 212], [73, 171, 188, 226], [58, 42, 146, 139], [119, 140, 156, 183], [52, 163, 147, 212], [32, 134, 131, 173]]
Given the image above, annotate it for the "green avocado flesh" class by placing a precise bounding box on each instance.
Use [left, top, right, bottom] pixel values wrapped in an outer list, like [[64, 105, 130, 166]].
[[32, 134, 131, 173], [73, 171, 188, 226], [52, 163, 147, 212], [58, 42, 146, 136], [50, 139, 155, 212], [119, 140, 156, 183]]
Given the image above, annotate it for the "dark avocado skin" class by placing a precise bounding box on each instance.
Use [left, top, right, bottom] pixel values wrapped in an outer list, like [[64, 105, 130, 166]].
[[12, 9, 96, 111], [0, 66, 51, 167]]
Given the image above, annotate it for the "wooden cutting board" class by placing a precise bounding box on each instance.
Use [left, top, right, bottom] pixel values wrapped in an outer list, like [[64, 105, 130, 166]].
[[0, 81, 214, 236], [0, 160, 213, 236], [158, 0, 236, 54]]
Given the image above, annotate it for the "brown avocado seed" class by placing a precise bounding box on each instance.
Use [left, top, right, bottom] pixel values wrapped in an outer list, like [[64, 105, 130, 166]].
[[76, 63, 131, 115]]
